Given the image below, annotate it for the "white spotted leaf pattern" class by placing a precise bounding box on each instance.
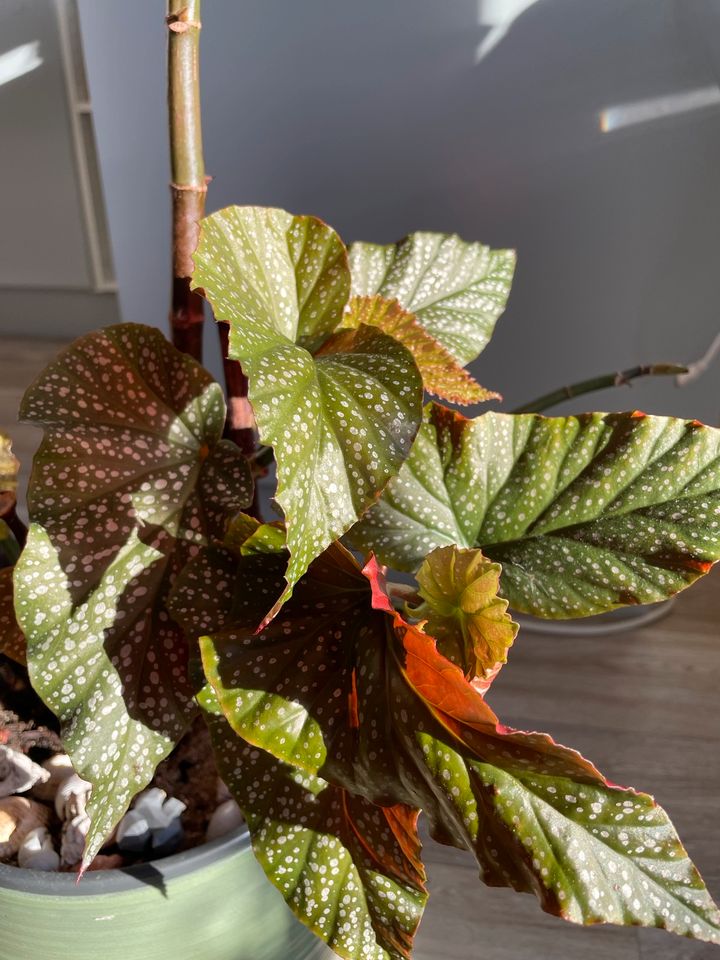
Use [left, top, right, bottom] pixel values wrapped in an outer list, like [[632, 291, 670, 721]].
[[13, 323, 253, 868], [348, 233, 515, 366], [192, 206, 423, 622], [349, 404, 720, 618], [201, 690, 427, 960], [343, 296, 499, 406], [184, 544, 720, 949]]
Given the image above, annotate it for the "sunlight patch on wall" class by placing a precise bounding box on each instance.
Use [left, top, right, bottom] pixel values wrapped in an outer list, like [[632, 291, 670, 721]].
[[476, 0, 540, 63], [0, 41, 43, 89], [600, 85, 720, 132]]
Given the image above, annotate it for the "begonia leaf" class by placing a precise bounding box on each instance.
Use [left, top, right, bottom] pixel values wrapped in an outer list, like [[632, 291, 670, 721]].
[[189, 544, 720, 949], [350, 404, 720, 618], [200, 687, 427, 960], [411, 544, 517, 681], [344, 296, 498, 405], [13, 323, 253, 866], [348, 233, 515, 366], [0, 567, 25, 665], [192, 206, 423, 622], [0, 433, 20, 567]]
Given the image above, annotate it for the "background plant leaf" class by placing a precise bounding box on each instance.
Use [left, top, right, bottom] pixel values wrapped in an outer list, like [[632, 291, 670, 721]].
[[350, 404, 720, 618], [193, 206, 423, 622], [14, 323, 253, 866], [344, 296, 499, 405], [191, 543, 720, 946], [411, 544, 517, 681], [0, 567, 25, 664], [348, 233, 515, 366]]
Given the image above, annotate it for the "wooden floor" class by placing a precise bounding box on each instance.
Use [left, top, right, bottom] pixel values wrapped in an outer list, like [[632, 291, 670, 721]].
[[2, 337, 719, 959]]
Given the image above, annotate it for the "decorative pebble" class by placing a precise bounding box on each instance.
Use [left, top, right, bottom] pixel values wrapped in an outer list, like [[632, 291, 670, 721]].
[[33, 754, 74, 803], [0, 746, 50, 798], [116, 788, 186, 856], [206, 798, 243, 841], [17, 826, 60, 872], [60, 812, 91, 867], [55, 773, 92, 821], [0, 797, 51, 860]]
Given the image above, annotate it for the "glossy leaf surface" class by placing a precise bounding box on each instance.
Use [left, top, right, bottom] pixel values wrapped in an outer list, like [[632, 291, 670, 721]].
[[350, 404, 720, 618], [344, 296, 498, 405], [191, 544, 720, 948], [192, 206, 422, 620], [201, 689, 427, 960], [14, 324, 253, 865], [411, 544, 517, 680], [348, 233, 515, 366]]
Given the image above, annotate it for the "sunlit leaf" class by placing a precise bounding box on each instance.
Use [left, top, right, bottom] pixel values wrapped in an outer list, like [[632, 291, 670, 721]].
[[410, 544, 517, 681], [348, 233, 515, 366], [191, 543, 720, 947], [0, 432, 18, 500], [0, 567, 25, 665], [14, 323, 253, 866], [192, 206, 423, 622], [350, 404, 720, 618], [200, 689, 427, 960], [344, 296, 498, 405]]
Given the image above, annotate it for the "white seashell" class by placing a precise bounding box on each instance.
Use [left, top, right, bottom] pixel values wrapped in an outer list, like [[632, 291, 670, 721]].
[[206, 799, 243, 841], [60, 812, 91, 867], [0, 746, 51, 798], [54, 773, 92, 821], [132, 788, 186, 830], [0, 797, 51, 859], [17, 826, 60, 872], [33, 754, 74, 803], [115, 809, 151, 854], [216, 778, 232, 804]]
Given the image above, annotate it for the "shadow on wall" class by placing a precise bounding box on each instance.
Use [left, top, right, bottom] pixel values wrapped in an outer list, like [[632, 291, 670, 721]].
[[79, 0, 720, 422]]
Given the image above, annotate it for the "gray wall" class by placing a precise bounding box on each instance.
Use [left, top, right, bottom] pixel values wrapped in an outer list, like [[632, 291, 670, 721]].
[[78, 0, 720, 422]]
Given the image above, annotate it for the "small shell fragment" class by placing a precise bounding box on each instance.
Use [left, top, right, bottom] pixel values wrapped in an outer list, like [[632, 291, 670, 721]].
[[206, 799, 243, 841], [60, 812, 91, 867], [33, 754, 74, 803], [17, 826, 60, 872], [55, 773, 92, 821], [0, 746, 51, 798], [0, 797, 51, 859], [116, 788, 186, 856]]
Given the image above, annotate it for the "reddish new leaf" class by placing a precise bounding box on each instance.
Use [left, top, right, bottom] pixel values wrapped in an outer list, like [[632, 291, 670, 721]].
[[344, 296, 499, 405]]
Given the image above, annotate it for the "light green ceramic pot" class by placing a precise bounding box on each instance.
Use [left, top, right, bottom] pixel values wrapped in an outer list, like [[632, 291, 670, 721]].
[[0, 828, 333, 960]]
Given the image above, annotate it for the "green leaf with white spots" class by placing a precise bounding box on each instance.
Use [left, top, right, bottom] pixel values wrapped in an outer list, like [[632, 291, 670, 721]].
[[348, 233, 515, 366], [192, 206, 423, 622], [200, 690, 427, 960], [13, 323, 253, 867], [349, 404, 720, 618], [0, 567, 25, 664], [343, 296, 499, 405], [191, 546, 720, 945], [411, 544, 517, 681]]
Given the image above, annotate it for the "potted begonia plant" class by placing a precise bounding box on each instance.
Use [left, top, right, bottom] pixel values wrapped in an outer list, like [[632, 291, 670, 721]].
[[1, 4, 720, 960]]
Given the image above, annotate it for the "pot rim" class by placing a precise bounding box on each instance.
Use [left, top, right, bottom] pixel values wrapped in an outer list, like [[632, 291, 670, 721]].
[[0, 825, 250, 896]]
